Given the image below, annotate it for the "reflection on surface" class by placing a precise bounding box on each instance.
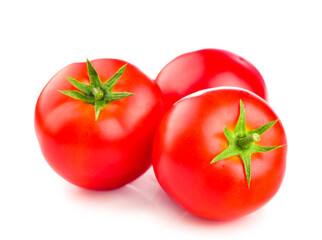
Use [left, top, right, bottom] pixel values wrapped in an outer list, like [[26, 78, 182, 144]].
[[65, 167, 264, 228]]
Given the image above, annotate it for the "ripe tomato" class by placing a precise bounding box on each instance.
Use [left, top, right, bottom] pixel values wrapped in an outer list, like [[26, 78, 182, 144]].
[[35, 59, 164, 190], [155, 49, 268, 110], [152, 87, 287, 220]]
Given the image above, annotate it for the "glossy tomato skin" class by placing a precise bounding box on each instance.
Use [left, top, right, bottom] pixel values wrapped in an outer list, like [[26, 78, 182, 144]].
[[156, 49, 268, 110], [153, 88, 286, 220], [35, 59, 164, 190]]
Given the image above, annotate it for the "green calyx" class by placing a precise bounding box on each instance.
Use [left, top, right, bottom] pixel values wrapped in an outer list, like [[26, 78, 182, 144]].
[[210, 100, 283, 187], [59, 59, 134, 120]]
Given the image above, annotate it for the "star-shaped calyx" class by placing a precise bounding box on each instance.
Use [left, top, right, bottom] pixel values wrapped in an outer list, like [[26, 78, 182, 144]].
[[210, 100, 283, 187], [59, 59, 134, 120]]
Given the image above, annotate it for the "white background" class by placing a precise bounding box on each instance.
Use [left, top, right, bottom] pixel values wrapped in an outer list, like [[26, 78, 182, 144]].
[[1, 1, 321, 239]]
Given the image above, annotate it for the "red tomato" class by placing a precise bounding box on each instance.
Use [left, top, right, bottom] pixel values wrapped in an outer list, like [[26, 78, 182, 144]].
[[156, 49, 268, 110], [153, 87, 287, 220], [35, 59, 164, 190]]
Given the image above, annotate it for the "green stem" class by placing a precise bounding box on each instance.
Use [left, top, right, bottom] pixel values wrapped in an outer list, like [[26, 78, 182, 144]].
[[211, 100, 284, 187], [92, 87, 104, 100], [60, 61, 134, 121], [237, 133, 260, 149]]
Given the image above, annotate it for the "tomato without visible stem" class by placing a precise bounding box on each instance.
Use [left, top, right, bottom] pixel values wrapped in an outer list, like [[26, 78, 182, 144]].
[[152, 88, 287, 220], [156, 49, 268, 110], [35, 59, 163, 190]]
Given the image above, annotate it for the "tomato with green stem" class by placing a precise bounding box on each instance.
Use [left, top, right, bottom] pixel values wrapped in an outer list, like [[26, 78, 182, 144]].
[[152, 87, 287, 220], [156, 49, 268, 110], [35, 59, 164, 190]]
